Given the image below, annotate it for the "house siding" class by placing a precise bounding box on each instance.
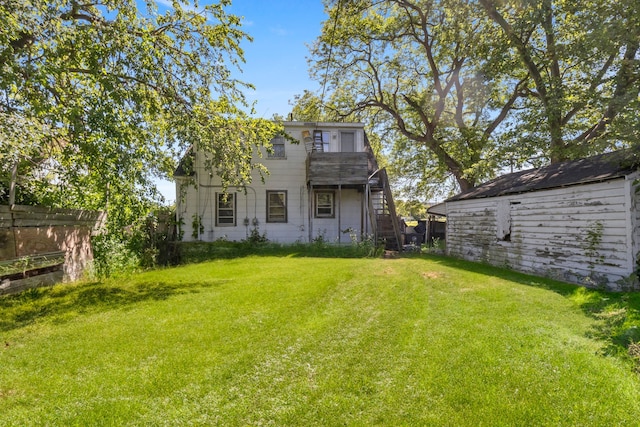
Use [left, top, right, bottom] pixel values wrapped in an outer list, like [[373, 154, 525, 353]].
[[176, 123, 373, 244], [446, 178, 637, 290]]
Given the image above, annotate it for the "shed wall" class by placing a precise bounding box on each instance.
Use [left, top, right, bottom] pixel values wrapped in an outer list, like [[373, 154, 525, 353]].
[[446, 179, 638, 290]]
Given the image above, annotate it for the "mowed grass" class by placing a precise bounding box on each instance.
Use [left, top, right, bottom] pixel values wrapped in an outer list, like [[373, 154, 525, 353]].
[[1, 255, 640, 426]]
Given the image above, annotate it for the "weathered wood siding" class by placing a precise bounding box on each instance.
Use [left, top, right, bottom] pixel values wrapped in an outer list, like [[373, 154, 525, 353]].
[[446, 178, 638, 290], [0, 205, 104, 294], [306, 152, 369, 185]]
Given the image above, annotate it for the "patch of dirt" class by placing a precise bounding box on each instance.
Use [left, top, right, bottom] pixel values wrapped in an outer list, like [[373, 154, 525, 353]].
[[421, 271, 442, 280], [0, 389, 18, 399]]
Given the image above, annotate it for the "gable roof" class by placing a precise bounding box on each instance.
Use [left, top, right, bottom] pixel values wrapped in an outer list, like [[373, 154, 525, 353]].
[[174, 145, 194, 177], [447, 149, 640, 202]]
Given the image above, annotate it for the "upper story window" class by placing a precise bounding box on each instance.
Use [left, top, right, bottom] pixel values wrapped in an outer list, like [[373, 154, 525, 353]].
[[268, 135, 286, 158], [266, 190, 287, 223], [216, 193, 236, 226], [313, 130, 330, 152], [340, 131, 355, 152]]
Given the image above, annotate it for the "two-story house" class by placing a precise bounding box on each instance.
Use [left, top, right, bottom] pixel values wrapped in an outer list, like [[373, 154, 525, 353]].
[[174, 121, 401, 249]]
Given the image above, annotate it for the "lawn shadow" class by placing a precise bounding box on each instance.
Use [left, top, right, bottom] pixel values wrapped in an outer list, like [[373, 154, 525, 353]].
[[0, 279, 227, 333], [419, 254, 640, 360], [420, 253, 578, 294]]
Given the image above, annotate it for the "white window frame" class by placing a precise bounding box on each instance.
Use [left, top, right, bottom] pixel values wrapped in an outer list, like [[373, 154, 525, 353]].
[[315, 191, 335, 218], [266, 190, 287, 223], [216, 193, 236, 226]]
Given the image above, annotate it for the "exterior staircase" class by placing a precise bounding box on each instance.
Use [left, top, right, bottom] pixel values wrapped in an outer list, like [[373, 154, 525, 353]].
[[368, 168, 402, 251]]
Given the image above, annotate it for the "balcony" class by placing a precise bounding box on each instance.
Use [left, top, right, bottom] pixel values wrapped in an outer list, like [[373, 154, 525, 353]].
[[306, 152, 370, 186]]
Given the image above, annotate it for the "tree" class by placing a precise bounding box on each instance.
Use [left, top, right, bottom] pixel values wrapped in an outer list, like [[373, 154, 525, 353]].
[[0, 0, 280, 228], [311, 0, 640, 197], [479, 0, 640, 163], [311, 0, 521, 193]]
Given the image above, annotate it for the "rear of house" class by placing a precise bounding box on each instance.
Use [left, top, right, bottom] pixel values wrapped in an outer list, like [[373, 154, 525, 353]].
[[440, 150, 640, 291], [175, 121, 401, 248]]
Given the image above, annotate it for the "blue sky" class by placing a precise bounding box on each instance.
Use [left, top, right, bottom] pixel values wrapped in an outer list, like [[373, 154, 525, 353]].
[[227, 0, 327, 117], [156, 0, 328, 203]]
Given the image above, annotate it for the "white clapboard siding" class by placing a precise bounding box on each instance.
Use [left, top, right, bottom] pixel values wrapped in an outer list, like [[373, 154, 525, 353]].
[[177, 123, 371, 244], [446, 178, 637, 290]]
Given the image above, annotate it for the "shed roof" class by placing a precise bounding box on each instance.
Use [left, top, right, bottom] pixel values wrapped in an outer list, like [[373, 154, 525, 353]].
[[447, 149, 640, 202]]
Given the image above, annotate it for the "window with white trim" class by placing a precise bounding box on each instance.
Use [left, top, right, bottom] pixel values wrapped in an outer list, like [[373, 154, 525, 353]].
[[216, 193, 236, 226], [268, 135, 286, 158], [266, 190, 287, 223], [315, 191, 335, 218]]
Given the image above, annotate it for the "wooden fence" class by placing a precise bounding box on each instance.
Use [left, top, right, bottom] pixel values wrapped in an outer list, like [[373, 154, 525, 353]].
[[0, 205, 105, 295]]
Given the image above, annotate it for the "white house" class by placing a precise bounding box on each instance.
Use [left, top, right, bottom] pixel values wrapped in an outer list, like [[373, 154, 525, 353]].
[[432, 150, 640, 291], [175, 121, 401, 249]]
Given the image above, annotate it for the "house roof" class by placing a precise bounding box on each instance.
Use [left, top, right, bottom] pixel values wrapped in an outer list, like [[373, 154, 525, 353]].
[[174, 145, 194, 177], [447, 149, 640, 202], [426, 202, 446, 216]]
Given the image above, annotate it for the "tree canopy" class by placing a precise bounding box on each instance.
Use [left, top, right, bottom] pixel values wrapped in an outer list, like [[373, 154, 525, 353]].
[[310, 0, 640, 198], [0, 0, 280, 228]]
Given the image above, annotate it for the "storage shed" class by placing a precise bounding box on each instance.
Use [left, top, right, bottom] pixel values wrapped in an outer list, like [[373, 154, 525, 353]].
[[436, 150, 640, 291]]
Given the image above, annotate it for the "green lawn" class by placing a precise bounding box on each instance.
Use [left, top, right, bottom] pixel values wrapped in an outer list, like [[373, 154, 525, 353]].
[[1, 254, 640, 425]]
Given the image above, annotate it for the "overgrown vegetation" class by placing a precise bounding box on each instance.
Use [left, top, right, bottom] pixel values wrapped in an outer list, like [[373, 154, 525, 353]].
[[174, 237, 383, 265], [90, 208, 177, 278], [1, 254, 639, 425]]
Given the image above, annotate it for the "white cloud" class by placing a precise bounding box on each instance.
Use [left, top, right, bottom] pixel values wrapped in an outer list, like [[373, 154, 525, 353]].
[[269, 25, 290, 36]]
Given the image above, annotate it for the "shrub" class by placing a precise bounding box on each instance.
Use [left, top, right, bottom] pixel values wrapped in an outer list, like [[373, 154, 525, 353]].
[[90, 233, 140, 279]]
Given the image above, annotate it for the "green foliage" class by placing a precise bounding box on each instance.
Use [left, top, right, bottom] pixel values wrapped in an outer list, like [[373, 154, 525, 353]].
[[191, 214, 204, 240], [0, 0, 281, 230], [90, 234, 141, 279], [394, 199, 427, 219], [584, 220, 605, 267], [174, 238, 383, 264], [1, 256, 640, 424], [312, 0, 640, 196], [243, 227, 269, 245], [479, 0, 640, 162], [91, 208, 177, 278]]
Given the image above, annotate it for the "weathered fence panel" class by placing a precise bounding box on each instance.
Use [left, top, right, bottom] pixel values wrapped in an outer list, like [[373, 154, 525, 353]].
[[0, 205, 105, 295]]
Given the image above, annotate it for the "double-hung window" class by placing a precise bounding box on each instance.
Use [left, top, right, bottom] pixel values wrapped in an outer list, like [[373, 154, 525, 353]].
[[266, 191, 287, 223], [216, 193, 236, 226], [268, 135, 286, 158], [315, 191, 335, 218]]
